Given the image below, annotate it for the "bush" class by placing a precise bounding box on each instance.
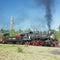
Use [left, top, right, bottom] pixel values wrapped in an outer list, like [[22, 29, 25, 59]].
[[17, 46, 23, 53], [55, 31, 60, 43]]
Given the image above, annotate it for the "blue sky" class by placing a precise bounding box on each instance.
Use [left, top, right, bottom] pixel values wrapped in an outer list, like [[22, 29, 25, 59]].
[[0, 0, 60, 31]]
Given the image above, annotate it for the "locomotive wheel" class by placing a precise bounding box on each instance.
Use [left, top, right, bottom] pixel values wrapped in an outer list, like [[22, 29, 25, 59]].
[[51, 42, 58, 47], [39, 40, 45, 46], [32, 40, 40, 46], [25, 41, 31, 45], [44, 40, 51, 46], [50, 40, 58, 47], [18, 41, 23, 45]]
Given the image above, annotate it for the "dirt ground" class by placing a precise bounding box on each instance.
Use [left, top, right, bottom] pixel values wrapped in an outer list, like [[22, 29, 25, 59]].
[[0, 44, 60, 60]]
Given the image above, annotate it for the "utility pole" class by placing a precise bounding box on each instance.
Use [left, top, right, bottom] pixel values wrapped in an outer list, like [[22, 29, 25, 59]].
[[10, 16, 14, 31], [10, 16, 14, 36]]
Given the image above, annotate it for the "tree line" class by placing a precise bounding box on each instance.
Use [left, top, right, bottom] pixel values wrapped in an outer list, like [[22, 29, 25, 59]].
[[0, 26, 60, 42]]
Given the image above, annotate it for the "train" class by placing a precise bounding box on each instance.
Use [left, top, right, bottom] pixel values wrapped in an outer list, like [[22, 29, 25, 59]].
[[2, 31, 58, 47]]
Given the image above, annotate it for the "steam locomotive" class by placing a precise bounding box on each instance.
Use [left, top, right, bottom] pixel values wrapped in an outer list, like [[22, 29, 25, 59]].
[[2, 31, 58, 47]]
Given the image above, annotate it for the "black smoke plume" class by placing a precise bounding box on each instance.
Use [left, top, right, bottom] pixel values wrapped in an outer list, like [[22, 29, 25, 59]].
[[36, 0, 54, 31]]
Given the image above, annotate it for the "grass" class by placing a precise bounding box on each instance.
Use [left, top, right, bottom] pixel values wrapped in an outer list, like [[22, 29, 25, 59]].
[[0, 44, 60, 60]]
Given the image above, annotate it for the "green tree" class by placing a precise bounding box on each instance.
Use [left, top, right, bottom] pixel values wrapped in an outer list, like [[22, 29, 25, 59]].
[[0, 28, 9, 34], [9, 29, 16, 36], [56, 26, 60, 42]]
